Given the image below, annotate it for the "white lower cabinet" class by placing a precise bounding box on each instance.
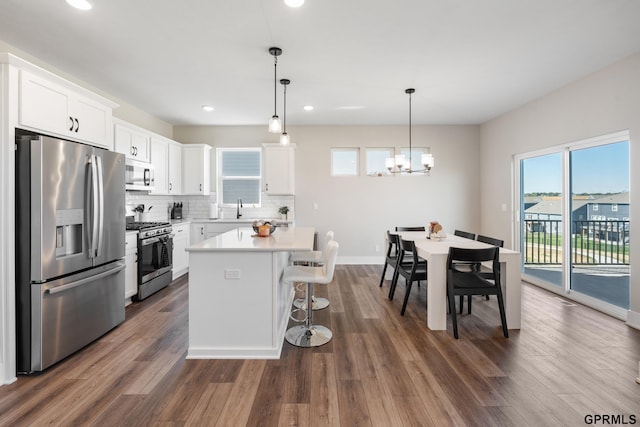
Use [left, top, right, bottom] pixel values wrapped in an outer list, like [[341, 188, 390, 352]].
[[124, 232, 138, 304], [172, 223, 190, 280]]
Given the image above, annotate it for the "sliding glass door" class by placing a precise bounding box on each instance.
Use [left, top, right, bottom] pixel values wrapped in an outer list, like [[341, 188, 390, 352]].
[[517, 132, 630, 317], [520, 152, 563, 288], [569, 141, 630, 309]]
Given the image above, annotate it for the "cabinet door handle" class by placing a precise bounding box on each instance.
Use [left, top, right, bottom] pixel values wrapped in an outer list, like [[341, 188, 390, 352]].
[[199, 183, 202, 192], [266, 183, 269, 191], [131, 146, 135, 156], [69, 117, 74, 131], [169, 182, 172, 191], [74, 118, 79, 133]]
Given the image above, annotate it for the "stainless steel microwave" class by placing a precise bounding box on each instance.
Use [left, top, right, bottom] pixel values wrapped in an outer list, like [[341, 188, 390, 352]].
[[125, 158, 155, 191]]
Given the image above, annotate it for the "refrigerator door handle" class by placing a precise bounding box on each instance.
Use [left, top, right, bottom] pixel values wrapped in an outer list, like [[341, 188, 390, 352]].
[[88, 155, 99, 258], [95, 155, 104, 258], [46, 263, 125, 295]]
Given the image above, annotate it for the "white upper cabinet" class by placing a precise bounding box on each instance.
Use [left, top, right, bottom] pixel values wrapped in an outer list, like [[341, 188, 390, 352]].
[[19, 70, 113, 148], [113, 119, 150, 162], [263, 144, 295, 195], [168, 142, 182, 195], [149, 136, 168, 194], [183, 144, 211, 195]]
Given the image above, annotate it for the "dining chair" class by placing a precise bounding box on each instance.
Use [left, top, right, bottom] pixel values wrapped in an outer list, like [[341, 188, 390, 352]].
[[395, 226, 426, 232], [379, 230, 399, 288], [396, 238, 428, 316], [460, 234, 506, 313], [446, 246, 508, 339], [454, 229, 476, 240], [388, 236, 426, 301]]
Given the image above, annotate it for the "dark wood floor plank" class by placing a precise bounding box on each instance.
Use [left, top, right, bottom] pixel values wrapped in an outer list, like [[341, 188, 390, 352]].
[[277, 403, 310, 427], [184, 382, 233, 426], [336, 379, 372, 427], [309, 353, 341, 426], [214, 360, 266, 426]]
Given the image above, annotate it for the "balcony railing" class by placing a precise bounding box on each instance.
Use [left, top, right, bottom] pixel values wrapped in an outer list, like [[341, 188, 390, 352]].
[[523, 219, 629, 265]]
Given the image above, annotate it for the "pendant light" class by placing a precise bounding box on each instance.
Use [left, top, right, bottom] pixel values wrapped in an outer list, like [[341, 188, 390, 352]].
[[268, 47, 283, 133], [284, 0, 305, 7], [386, 88, 434, 174], [280, 78, 291, 146]]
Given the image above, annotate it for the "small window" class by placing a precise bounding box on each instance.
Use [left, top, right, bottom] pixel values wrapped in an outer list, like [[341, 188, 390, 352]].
[[612, 204, 618, 212], [217, 148, 261, 206], [593, 204, 599, 211], [331, 148, 359, 176], [365, 148, 393, 176]]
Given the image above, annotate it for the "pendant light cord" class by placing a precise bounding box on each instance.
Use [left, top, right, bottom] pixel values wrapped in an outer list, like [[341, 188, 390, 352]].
[[273, 56, 278, 115], [408, 90, 412, 170], [283, 83, 287, 131]]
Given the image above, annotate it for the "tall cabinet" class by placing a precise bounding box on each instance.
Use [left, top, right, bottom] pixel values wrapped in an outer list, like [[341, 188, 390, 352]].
[[263, 144, 295, 195], [183, 144, 212, 195]]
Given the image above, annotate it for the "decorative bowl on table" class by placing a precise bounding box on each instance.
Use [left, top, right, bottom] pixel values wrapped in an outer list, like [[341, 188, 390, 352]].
[[252, 220, 277, 237]]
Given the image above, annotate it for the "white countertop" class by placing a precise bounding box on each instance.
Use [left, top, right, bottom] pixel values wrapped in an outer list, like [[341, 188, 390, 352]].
[[186, 226, 314, 252], [187, 218, 294, 225]]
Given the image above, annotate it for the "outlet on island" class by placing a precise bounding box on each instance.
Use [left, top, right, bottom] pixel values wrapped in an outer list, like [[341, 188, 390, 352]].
[[224, 269, 241, 280]]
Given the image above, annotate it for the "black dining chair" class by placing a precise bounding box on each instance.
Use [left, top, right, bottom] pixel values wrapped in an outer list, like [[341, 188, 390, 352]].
[[388, 236, 427, 301], [454, 229, 476, 240], [395, 238, 428, 315], [460, 234, 506, 313], [395, 226, 426, 232], [379, 231, 400, 288], [446, 246, 508, 339]]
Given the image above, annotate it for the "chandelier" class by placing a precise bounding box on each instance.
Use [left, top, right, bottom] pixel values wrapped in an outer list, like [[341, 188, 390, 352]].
[[386, 88, 434, 174]]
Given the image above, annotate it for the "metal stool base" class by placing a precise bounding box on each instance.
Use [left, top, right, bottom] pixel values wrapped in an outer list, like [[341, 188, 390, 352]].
[[285, 324, 332, 347], [293, 296, 330, 310]]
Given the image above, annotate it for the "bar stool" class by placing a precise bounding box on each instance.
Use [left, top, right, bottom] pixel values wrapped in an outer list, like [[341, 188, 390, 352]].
[[290, 231, 334, 310], [284, 240, 339, 347]]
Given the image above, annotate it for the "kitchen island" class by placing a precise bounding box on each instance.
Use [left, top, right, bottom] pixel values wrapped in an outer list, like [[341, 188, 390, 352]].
[[185, 226, 315, 359]]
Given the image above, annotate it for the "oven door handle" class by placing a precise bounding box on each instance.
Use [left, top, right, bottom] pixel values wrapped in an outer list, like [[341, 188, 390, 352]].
[[140, 234, 173, 246]]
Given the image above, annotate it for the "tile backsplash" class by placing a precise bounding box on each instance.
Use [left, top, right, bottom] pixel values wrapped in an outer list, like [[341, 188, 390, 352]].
[[125, 192, 294, 222]]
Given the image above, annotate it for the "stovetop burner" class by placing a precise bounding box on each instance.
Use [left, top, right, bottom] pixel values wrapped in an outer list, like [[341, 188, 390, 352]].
[[126, 221, 171, 231]]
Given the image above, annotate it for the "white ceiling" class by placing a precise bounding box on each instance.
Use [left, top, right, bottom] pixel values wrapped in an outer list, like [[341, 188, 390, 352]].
[[1, 0, 640, 126]]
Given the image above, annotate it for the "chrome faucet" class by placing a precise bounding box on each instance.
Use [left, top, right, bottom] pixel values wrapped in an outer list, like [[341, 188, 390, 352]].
[[236, 198, 243, 219]]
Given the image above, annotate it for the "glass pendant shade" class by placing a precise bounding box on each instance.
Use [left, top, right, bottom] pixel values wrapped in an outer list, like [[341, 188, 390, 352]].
[[422, 153, 434, 169], [269, 115, 282, 133], [395, 154, 406, 169], [66, 0, 92, 10], [280, 132, 290, 146]]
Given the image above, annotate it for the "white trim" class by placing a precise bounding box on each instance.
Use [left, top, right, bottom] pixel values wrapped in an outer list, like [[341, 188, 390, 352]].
[[337, 256, 385, 265], [626, 310, 640, 330]]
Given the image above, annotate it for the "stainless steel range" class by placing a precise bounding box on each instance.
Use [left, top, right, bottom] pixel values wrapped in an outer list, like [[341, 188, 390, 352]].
[[126, 218, 173, 301]]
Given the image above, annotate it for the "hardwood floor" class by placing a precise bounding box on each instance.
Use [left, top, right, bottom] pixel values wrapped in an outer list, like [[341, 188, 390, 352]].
[[1, 265, 639, 426]]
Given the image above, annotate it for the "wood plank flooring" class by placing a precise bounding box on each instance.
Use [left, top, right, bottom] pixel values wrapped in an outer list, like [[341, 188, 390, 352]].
[[1, 265, 639, 426]]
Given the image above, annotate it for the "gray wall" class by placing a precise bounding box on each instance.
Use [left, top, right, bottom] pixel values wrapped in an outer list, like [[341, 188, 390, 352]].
[[174, 124, 481, 263], [480, 52, 640, 326]]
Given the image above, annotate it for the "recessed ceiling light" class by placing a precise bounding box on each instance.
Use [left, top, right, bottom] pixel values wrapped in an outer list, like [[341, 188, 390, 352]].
[[336, 106, 365, 110], [202, 105, 214, 112], [303, 105, 314, 111], [66, 0, 92, 10], [284, 0, 305, 7]]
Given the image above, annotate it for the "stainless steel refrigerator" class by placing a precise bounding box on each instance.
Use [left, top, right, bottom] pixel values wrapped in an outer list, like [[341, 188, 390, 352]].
[[15, 131, 126, 373]]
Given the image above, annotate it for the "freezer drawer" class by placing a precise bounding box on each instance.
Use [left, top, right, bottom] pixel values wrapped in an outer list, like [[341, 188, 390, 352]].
[[29, 262, 125, 372]]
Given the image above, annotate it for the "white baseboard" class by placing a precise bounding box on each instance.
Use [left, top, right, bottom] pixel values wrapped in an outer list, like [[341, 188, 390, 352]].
[[337, 256, 384, 265], [626, 309, 640, 330]]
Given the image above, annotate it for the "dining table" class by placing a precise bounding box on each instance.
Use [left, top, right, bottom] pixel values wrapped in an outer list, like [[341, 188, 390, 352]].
[[395, 231, 522, 331]]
